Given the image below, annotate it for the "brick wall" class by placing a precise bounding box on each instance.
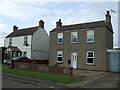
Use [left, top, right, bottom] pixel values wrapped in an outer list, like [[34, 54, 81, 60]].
[[11, 61, 73, 76], [12, 60, 49, 64]]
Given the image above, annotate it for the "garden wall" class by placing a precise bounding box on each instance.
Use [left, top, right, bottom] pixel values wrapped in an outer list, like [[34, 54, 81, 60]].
[[11, 60, 73, 76]]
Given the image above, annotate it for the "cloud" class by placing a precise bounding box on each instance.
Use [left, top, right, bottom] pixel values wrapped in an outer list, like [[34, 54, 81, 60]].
[[0, 24, 11, 46], [0, 2, 118, 48]]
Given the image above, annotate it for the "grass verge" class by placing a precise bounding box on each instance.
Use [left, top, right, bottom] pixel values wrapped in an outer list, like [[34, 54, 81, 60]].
[[2, 64, 9, 67], [2, 68, 79, 84]]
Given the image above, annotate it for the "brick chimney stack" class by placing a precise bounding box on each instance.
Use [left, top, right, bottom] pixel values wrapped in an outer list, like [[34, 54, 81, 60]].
[[105, 11, 111, 22], [56, 19, 62, 28], [13, 25, 18, 32], [39, 20, 44, 28]]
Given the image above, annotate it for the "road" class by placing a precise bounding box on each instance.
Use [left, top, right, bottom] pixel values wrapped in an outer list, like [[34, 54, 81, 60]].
[[2, 77, 41, 88]]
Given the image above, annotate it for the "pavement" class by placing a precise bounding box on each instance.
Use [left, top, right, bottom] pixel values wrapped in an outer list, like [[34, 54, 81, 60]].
[[70, 72, 119, 88], [2, 70, 119, 88]]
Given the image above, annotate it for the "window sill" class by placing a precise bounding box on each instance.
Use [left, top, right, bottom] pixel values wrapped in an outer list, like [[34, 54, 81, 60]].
[[57, 43, 64, 45], [86, 63, 95, 66], [56, 61, 63, 64], [70, 42, 78, 44], [86, 42, 95, 44]]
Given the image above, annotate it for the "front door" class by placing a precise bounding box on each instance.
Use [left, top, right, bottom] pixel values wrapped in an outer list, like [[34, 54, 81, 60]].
[[71, 53, 77, 69]]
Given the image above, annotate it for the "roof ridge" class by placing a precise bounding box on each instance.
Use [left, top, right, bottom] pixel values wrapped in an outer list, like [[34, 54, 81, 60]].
[[18, 26, 39, 30], [6, 26, 39, 38], [51, 20, 112, 32], [61, 20, 106, 27]]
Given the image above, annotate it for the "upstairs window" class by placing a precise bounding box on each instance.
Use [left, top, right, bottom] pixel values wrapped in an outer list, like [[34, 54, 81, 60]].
[[57, 51, 63, 63], [9, 37, 12, 46], [24, 35, 28, 46], [87, 30, 94, 43], [86, 51, 94, 65], [71, 32, 78, 43], [57, 33, 63, 44]]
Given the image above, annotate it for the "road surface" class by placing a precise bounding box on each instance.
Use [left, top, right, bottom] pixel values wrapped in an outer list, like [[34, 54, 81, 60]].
[[2, 77, 41, 88]]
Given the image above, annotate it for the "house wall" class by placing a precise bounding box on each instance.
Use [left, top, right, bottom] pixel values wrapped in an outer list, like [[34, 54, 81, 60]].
[[32, 28, 49, 60], [4, 35, 32, 59], [49, 27, 113, 71], [106, 27, 113, 49]]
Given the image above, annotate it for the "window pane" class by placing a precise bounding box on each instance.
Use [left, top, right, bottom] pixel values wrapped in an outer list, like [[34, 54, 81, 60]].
[[58, 57, 62, 61], [24, 36, 28, 45], [58, 33, 63, 43], [58, 33, 63, 38], [9, 37, 12, 46], [57, 51, 63, 56], [58, 38, 63, 43], [87, 30, 94, 42], [88, 52, 93, 57], [57, 51, 63, 63], [87, 58, 93, 63], [71, 32, 77, 43], [72, 38, 77, 42]]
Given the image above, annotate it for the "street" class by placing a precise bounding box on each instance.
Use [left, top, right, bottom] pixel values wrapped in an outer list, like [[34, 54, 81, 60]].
[[2, 77, 41, 88]]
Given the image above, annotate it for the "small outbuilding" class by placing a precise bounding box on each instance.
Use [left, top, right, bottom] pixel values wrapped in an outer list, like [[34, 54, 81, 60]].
[[107, 48, 120, 72]]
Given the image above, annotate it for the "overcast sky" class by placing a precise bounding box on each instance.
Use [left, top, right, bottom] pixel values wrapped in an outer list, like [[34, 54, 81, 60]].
[[0, 0, 119, 48]]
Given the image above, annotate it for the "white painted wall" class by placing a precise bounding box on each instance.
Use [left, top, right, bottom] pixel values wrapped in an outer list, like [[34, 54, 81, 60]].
[[4, 35, 32, 59], [32, 28, 49, 60], [4, 28, 49, 60]]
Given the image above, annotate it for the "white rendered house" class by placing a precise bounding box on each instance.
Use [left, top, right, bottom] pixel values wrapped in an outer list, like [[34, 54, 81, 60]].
[[4, 20, 49, 60]]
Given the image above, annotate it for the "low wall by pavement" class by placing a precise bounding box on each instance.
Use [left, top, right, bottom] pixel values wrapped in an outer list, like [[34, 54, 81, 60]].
[[11, 61, 73, 76], [12, 60, 49, 65]]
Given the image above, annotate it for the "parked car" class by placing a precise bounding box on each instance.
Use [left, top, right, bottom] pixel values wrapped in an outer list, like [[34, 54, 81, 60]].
[[6, 57, 31, 65]]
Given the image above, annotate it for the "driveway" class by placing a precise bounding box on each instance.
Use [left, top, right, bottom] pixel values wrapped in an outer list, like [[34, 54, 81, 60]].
[[71, 71, 119, 88]]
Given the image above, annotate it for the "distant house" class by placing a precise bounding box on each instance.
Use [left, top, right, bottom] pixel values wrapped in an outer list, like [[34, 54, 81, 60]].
[[4, 20, 49, 60], [49, 11, 113, 71]]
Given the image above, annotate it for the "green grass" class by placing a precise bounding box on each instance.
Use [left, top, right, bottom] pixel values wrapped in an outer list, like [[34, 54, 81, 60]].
[[2, 64, 9, 67], [2, 68, 79, 84]]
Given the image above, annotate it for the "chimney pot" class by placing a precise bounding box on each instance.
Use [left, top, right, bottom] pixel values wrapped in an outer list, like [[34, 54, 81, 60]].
[[13, 25, 18, 32], [106, 11, 110, 16], [39, 20, 44, 28], [105, 10, 111, 22], [56, 19, 62, 28]]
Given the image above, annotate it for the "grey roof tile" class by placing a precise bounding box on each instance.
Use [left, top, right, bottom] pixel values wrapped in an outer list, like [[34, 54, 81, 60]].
[[6, 26, 39, 38], [51, 20, 113, 32]]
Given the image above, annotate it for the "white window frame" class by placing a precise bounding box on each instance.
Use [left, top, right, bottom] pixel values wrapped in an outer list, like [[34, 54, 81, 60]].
[[9, 37, 12, 46], [71, 32, 78, 43], [57, 51, 63, 63], [57, 33, 63, 44], [87, 30, 94, 43], [86, 51, 94, 65]]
